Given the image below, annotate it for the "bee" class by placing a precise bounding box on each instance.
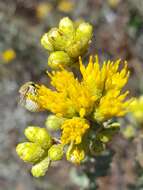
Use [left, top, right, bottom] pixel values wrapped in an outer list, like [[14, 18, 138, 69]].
[[19, 82, 43, 112]]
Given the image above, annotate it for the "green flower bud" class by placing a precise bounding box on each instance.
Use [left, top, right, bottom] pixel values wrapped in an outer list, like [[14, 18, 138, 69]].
[[76, 22, 93, 42], [47, 28, 67, 51], [48, 51, 72, 69], [59, 17, 75, 38], [48, 144, 64, 161], [45, 115, 65, 131], [66, 23, 93, 58], [98, 133, 110, 143], [24, 126, 53, 149], [41, 33, 54, 51], [66, 22, 92, 58], [31, 156, 50, 177], [66, 41, 83, 58], [16, 142, 45, 163]]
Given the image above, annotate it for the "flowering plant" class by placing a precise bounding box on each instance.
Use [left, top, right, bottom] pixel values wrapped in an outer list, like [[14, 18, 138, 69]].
[[16, 17, 132, 178]]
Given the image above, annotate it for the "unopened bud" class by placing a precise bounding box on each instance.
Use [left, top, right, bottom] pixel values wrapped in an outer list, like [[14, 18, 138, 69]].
[[45, 115, 65, 131], [76, 22, 93, 41], [16, 142, 45, 163], [66, 41, 83, 58], [59, 17, 75, 38], [48, 51, 72, 69], [31, 156, 51, 177], [47, 28, 67, 51], [98, 133, 110, 143], [41, 33, 54, 51], [73, 22, 93, 56], [25, 126, 53, 149], [66, 23, 93, 58], [48, 144, 64, 161]]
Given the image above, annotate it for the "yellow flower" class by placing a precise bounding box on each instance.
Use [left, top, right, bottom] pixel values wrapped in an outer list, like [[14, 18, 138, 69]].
[[28, 84, 76, 117], [1, 49, 16, 63], [79, 56, 129, 97], [31, 156, 51, 177], [58, 0, 74, 13], [66, 144, 85, 164], [61, 117, 89, 145], [18, 55, 132, 171], [49, 69, 97, 117], [79, 55, 131, 122], [16, 142, 45, 163], [94, 90, 131, 122], [36, 2, 52, 19], [28, 70, 97, 118], [24, 55, 131, 122]]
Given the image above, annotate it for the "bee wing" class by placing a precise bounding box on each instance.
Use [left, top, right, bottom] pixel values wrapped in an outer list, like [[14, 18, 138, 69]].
[[19, 94, 26, 106]]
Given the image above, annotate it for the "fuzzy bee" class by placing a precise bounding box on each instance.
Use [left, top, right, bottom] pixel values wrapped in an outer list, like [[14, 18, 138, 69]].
[[19, 82, 43, 112]]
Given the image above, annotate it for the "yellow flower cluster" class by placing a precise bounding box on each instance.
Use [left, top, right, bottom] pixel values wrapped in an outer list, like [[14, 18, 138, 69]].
[[28, 55, 131, 123], [94, 90, 130, 122], [19, 55, 131, 166], [17, 17, 132, 177], [61, 117, 89, 145], [80, 56, 131, 122]]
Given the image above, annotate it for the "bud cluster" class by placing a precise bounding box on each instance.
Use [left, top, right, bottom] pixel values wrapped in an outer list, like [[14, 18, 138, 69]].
[[41, 17, 93, 69], [16, 116, 120, 177], [16, 126, 64, 177]]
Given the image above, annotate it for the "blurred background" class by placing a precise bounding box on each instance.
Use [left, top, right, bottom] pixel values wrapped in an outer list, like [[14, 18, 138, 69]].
[[0, 0, 143, 189]]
